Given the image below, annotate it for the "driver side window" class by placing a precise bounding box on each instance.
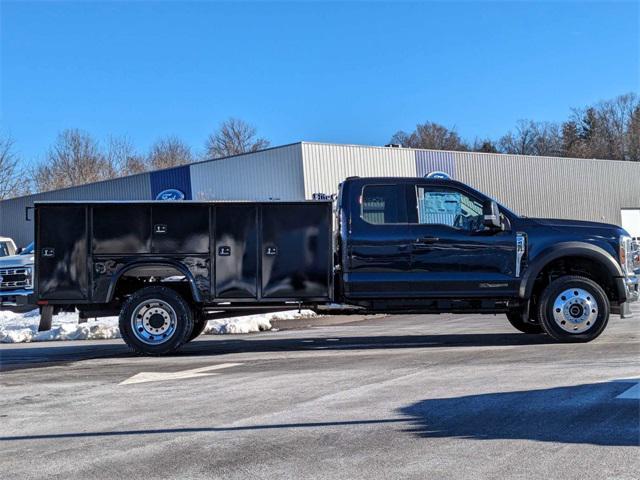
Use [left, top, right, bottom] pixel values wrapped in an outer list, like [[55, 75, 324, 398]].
[[415, 186, 484, 231]]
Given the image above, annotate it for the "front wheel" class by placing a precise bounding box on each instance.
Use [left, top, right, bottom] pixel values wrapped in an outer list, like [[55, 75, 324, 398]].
[[119, 286, 194, 355], [537, 275, 609, 343]]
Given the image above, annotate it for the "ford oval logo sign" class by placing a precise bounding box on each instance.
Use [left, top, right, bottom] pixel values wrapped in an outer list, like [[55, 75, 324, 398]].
[[426, 171, 451, 180], [156, 189, 185, 201]]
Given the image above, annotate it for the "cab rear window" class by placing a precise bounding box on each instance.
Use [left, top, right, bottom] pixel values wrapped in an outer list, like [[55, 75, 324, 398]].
[[361, 185, 404, 224]]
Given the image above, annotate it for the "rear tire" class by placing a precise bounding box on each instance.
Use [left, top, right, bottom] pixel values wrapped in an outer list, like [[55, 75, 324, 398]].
[[506, 312, 543, 334], [537, 275, 609, 343], [119, 286, 194, 355], [187, 311, 209, 342]]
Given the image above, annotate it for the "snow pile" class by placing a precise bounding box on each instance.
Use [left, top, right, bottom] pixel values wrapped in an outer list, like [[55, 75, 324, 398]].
[[204, 310, 317, 335], [0, 308, 317, 343], [0, 309, 120, 343]]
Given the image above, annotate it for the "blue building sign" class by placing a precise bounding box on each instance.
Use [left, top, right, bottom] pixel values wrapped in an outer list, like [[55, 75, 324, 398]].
[[155, 189, 186, 201], [150, 165, 193, 200], [415, 150, 457, 179], [425, 171, 451, 180]]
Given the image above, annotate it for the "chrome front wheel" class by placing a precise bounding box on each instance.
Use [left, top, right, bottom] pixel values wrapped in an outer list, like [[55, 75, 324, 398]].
[[552, 288, 599, 334], [538, 275, 610, 343]]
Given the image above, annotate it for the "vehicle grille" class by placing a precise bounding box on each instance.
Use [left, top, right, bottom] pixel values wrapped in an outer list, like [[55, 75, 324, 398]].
[[0, 268, 31, 290]]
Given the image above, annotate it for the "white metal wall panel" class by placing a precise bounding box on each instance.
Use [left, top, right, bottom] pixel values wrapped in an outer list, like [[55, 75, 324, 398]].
[[189, 144, 305, 201], [301, 143, 417, 198], [453, 152, 640, 226], [621, 209, 640, 237], [0, 174, 152, 246], [301, 143, 640, 226]]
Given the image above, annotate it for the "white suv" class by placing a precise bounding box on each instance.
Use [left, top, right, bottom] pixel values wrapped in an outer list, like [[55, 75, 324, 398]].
[[0, 241, 35, 311]]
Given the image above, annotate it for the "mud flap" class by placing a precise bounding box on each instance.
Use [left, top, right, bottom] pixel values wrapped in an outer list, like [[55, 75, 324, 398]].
[[38, 305, 53, 331], [620, 302, 632, 318]]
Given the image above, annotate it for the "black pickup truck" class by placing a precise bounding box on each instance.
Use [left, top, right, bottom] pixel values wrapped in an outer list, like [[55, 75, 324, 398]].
[[32, 176, 638, 355]]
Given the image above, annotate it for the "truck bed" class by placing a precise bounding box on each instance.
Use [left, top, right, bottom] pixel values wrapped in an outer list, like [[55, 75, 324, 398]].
[[34, 201, 334, 306]]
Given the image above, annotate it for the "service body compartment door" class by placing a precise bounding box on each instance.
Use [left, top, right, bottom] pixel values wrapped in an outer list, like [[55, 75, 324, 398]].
[[261, 203, 332, 299], [214, 205, 258, 298], [92, 205, 151, 254], [152, 205, 209, 254], [36, 205, 88, 300]]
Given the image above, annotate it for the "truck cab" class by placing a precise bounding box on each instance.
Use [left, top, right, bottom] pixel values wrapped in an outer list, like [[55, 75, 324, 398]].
[[336, 177, 638, 340]]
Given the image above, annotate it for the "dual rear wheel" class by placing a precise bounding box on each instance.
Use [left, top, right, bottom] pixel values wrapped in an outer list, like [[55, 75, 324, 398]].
[[119, 286, 200, 355]]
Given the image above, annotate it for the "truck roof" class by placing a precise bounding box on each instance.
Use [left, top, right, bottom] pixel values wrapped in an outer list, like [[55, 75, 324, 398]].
[[342, 176, 465, 185]]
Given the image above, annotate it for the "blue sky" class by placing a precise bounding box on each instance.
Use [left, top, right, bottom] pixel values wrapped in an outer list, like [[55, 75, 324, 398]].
[[1, 1, 638, 164]]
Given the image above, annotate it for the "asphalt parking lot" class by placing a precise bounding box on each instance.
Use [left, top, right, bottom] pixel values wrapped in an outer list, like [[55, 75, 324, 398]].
[[1, 308, 639, 480]]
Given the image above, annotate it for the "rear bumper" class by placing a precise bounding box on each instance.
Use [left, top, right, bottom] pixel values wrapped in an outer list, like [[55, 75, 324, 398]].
[[0, 289, 34, 311]]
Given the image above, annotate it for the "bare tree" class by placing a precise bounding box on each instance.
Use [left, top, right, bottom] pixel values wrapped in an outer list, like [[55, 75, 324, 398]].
[[628, 105, 640, 162], [147, 136, 193, 170], [0, 136, 29, 199], [106, 136, 146, 175], [564, 93, 639, 160], [472, 138, 499, 153], [499, 120, 562, 156], [205, 118, 270, 158], [390, 122, 468, 151], [33, 129, 117, 192]]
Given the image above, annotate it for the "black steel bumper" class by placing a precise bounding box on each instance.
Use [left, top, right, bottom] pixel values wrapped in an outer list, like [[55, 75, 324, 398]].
[[0, 289, 35, 311]]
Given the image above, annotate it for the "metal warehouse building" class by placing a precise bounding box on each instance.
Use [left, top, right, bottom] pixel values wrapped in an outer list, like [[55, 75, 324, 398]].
[[1, 141, 639, 246]]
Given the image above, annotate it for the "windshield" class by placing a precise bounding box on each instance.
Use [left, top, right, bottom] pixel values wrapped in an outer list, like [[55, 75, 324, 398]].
[[0, 241, 12, 257], [459, 182, 520, 218], [20, 242, 34, 255]]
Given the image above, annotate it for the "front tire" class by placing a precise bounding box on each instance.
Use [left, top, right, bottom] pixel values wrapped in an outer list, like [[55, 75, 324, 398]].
[[119, 286, 194, 355], [537, 275, 609, 343], [506, 312, 543, 334]]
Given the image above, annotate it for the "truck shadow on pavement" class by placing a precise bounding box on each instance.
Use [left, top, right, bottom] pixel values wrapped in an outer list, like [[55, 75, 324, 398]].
[[399, 381, 640, 447], [1, 332, 555, 371], [182, 332, 555, 356]]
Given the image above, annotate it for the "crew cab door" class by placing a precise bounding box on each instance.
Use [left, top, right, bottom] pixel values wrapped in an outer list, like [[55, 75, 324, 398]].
[[407, 183, 517, 297], [344, 183, 414, 298]]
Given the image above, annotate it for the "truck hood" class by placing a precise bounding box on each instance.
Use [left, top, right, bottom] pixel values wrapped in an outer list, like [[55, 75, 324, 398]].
[[0, 254, 35, 268], [528, 217, 619, 231]]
